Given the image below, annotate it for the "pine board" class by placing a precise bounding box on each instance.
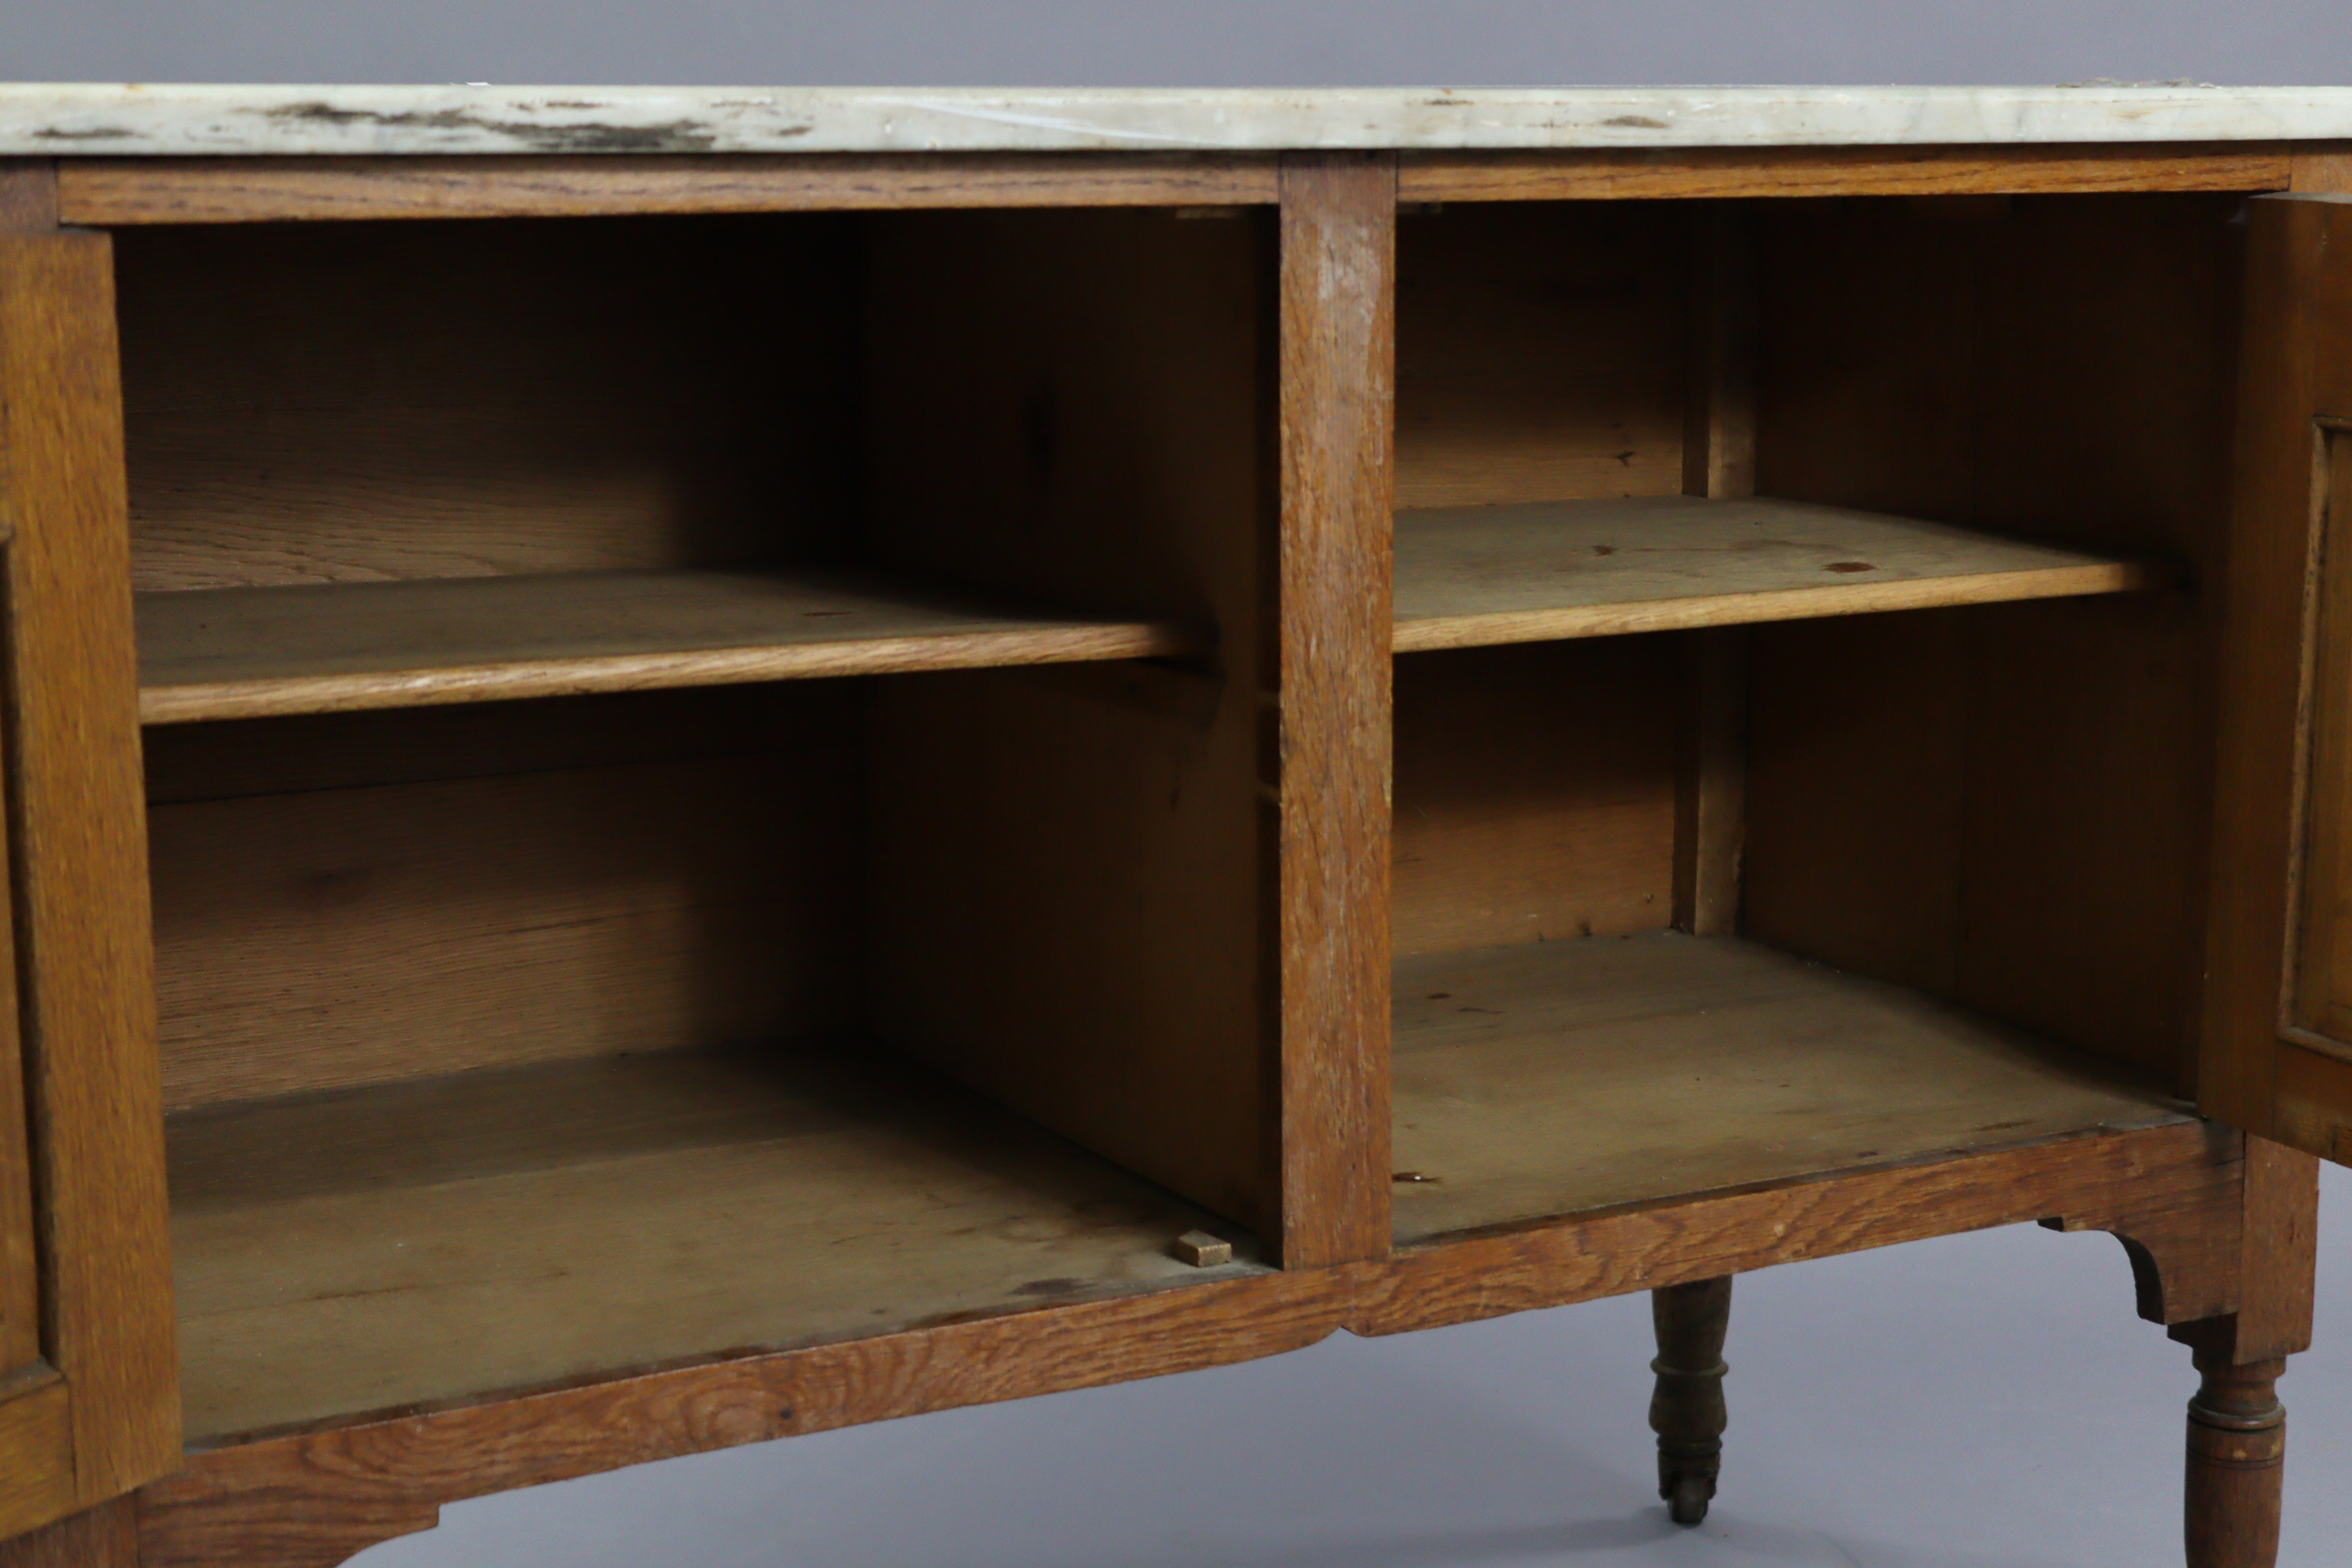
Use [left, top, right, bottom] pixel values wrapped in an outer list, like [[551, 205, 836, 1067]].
[[1393, 496, 2168, 651], [137, 567, 1198, 722], [1392, 933, 2192, 1245], [168, 1046, 1261, 1443]]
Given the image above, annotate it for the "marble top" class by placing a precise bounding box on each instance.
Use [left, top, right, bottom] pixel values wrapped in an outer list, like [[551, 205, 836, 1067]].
[[3, 84, 2351, 157]]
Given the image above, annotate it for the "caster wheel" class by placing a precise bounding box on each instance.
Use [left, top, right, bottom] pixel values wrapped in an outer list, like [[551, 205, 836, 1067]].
[[1667, 1472, 1713, 1527]]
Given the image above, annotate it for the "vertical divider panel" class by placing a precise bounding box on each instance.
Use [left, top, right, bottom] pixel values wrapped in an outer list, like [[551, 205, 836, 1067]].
[[1269, 153, 1396, 1267], [0, 219, 180, 1510], [1673, 204, 1758, 937]]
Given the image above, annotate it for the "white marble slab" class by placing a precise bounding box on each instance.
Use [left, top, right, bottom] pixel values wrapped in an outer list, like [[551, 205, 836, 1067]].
[[3, 83, 2352, 157]]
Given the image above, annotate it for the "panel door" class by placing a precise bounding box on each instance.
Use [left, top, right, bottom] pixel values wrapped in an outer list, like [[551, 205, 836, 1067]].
[[2206, 189, 2352, 1165], [0, 209, 180, 1536]]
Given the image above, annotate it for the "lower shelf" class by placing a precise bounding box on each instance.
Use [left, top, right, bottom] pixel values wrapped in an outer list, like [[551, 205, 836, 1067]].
[[1391, 933, 2194, 1246], [168, 1046, 1261, 1445]]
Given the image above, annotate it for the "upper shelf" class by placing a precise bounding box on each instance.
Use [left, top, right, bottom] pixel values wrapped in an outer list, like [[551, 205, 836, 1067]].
[[137, 567, 1200, 725], [1393, 496, 2172, 653]]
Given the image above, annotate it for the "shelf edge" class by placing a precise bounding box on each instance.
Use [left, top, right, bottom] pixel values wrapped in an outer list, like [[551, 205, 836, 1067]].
[[1392, 559, 2174, 654], [138, 621, 1200, 724]]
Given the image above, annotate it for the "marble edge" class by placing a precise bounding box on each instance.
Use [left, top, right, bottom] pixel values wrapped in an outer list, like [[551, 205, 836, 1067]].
[[2, 83, 2350, 156]]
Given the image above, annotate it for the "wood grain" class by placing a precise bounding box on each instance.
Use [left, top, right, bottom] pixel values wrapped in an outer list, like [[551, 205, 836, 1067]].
[[2285, 430, 2352, 1043], [0, 754, 32, 1375], [137, 567, 1200, 722], [1399, 143, 2294, 203], [1680, 204, 1758, 503], [59, 153, 1280, 225], [2202, 194, 2352, 1151], [0, 163, 57, 232], [133, 1116, 2242, 1568], [1672, 629, 1749, 937], [1673, 204, 1758, 937], [1395, 202, 1686, 509], [1743, 610, 1971, 997], [1393, 639, 1677, 956], [150, 724, 861, 1109], [2231, 1137, 2320, 1362], [0, 232, 181, 1506], [0, 1370, 74, 1540], [115, 216, 861, 591], [858, 208, 1268, 1232], [2179, 1339, 2286, 1568], [2290, 142, 2352, 194], [168, 1045, 1262, 1443], [1271, 153, 1395, 1266], [1750, 194, 2243, 1087], [1390, 933, 2190, 1245], [1390, 496, 2166, 651], [0, 1496, 137, 1568]]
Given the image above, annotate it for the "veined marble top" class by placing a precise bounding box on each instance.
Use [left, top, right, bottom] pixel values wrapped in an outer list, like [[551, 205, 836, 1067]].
[[2, 84, 2350, 157]]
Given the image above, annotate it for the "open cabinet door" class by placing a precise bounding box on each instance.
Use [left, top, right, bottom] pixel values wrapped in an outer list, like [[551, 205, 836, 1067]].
[[2206, 189, 2352, 1165], [0, 207, 179, 1537]]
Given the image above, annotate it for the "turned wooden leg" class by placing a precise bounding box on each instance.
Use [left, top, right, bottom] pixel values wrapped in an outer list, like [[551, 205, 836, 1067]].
[[1649, 1275, 1732, 1526], [2180, 1330, 2288, 1568]]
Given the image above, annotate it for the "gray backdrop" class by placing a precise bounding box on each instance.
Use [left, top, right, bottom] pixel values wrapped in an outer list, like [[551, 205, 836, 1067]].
[[9, 4, 2348, 1564]]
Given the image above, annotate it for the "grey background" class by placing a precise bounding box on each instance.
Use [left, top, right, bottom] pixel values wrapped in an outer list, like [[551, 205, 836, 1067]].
[[8, 3, 2350, 1563]]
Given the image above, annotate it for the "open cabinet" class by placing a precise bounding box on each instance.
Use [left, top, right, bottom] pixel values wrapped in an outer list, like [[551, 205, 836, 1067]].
[[113, 205, 1278, 1447], [1387, 192, 2235, 1245], [0, 117, 2350, 1568]]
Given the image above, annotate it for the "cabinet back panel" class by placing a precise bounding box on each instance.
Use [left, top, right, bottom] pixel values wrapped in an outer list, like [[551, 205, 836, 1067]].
[[1396, 202, 1689, 510], [1748, 195, 2240, 1086], [148, 687, 861, 1110], [1393, 639, 1679, 957], [860, 210, 1266, 1230], [114, 216, 861, 590]]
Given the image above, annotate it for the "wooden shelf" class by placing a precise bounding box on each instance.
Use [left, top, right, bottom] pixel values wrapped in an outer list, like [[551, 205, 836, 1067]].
[[1391, 933, 2191, 1246], [137, 567, 1204, 724], [1393, 496, 2171, 652], [168, 1045, 1260, 1443]]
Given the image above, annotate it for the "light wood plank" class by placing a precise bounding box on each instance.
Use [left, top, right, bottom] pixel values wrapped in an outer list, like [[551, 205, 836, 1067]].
[[137, 567, 1200, 722], [60, 153, 1280, 226], [168, 1046, 1264, 1444], [1393, 495, 2169, 652], [1400, 143, 2294, 203], [1392, 933, 2189, 1245]]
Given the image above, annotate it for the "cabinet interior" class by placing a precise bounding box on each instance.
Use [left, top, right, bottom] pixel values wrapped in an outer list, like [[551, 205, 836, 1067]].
[[1390, 194, 2228, 1243], [123, 209, 1270, 1444], [123, 190, 2241, 1443]]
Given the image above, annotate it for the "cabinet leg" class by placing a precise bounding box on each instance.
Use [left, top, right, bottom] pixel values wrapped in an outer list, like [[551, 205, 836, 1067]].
[[1649, 1275, 1732, 1526], [2182, 1334, 2287, 1568]]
